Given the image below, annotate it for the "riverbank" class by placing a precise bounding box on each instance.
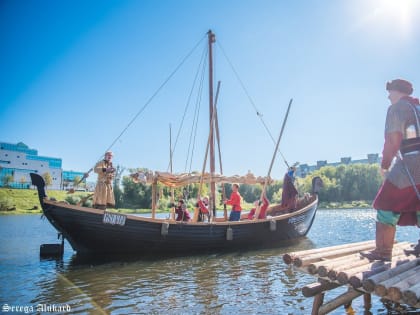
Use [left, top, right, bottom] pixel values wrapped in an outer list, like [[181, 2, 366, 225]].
[[319, 200, 372, 209], [0, 188, 152, 214], [0, 188, 373, 215]]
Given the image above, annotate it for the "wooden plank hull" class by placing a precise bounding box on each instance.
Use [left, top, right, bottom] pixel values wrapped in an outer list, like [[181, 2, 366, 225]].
[[41, 197, 318, 256]]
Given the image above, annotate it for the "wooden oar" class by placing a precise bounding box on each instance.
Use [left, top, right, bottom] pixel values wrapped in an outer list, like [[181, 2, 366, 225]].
[[254, 98, 293, 219]]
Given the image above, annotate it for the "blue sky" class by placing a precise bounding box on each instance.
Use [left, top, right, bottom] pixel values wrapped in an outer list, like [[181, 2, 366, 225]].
[[1, 0, 420, 179]]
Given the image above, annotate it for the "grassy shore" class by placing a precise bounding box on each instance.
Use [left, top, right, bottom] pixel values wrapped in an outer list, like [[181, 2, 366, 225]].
[[319, 200, 373, 209], [0, 188, 157, 214], [0, 188, 373, 215]]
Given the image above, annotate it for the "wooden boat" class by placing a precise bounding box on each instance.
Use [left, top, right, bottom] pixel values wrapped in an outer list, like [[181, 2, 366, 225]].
[[31, 172, 319, 256], [31, 30, 321, 256]]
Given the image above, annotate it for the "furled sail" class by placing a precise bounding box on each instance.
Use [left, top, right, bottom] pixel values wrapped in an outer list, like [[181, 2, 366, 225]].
[[130, 171, 271, 187]]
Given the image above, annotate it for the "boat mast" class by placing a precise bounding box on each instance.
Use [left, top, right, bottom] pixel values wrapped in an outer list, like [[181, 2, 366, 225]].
[[208, 30, 216, 215]]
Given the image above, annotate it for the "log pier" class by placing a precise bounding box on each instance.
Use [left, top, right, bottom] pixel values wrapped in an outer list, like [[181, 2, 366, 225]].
[[283, 240, 420, 314]]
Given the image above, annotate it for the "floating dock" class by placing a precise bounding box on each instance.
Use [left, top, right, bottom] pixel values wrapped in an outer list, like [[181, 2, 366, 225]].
[[283, 240, 420, 314]]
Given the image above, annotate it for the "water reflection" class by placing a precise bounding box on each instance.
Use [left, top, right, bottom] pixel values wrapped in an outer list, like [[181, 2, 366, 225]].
[[29, 249, 317, 314]]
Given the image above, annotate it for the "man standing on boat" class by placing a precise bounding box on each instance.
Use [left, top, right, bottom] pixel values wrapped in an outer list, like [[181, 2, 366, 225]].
[[93, 151, 116, 210], [361, 79, 420, 261], [224, 183, 242, 221], [281, 165, 299, 211]]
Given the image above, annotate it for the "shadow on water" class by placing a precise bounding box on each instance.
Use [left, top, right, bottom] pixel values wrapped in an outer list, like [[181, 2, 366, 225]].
[[57, 236, 318, 268]]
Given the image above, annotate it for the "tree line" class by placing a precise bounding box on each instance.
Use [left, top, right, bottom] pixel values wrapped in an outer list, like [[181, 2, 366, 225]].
[[112, 163, 383, 210]]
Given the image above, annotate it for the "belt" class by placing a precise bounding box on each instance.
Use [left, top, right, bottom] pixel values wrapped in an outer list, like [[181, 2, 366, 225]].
[[403, 150, 420, 156]]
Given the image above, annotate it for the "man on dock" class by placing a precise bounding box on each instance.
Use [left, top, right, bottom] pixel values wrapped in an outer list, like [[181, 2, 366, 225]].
[[361, 79, 420, 261]]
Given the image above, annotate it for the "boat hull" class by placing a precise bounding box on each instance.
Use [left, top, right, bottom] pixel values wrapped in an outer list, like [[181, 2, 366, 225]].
[[40, 197, 318, 256]]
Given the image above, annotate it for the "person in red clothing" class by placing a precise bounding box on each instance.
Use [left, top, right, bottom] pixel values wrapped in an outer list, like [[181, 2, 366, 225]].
[[224, 183, 242, 221], [246, 192, 269, 220], [197, 196, 210, 222], [174, 199, 191, 222], [361, 79, 420, 261]]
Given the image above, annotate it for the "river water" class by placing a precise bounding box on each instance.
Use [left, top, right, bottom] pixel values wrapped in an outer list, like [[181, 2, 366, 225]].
[[0, 209, 418, 315]]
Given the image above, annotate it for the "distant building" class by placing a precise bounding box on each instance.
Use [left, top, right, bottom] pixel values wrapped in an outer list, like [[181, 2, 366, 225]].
[[296, 153, 381, 177], [0, 141, 86, 190], [62, 170, 89, 191]]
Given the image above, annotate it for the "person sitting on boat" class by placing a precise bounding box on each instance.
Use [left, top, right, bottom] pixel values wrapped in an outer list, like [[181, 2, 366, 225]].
[[174, 199, 191, 222], [280, 165, 298, 212], [197, 196, 210, 222], [224, 183, 242, 221], [245, 192, 270, 220], [93, 151, 116, 210]]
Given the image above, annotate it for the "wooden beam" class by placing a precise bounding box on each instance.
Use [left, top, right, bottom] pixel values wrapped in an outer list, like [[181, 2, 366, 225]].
[[318, 289, 362, 315], [302, 280, 342, 297]]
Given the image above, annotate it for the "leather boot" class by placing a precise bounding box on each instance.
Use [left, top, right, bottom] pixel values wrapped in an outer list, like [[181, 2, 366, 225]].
[[360, 222, 396, 261], [404, 239, 420, 257]]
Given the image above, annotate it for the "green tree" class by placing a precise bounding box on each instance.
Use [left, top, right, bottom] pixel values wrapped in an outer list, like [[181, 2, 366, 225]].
[[113, 165, 124, 209], [121, 174, 152, 209], [19, 176, 27, 189], [301, 163, 382, 203], [43, 172, 52, 188], [2, 175, 13, 188], [73, 176, 81, 188]]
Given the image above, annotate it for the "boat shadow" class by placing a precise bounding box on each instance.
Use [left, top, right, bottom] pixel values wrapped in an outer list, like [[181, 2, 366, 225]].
[[62, 236, 317, 267]]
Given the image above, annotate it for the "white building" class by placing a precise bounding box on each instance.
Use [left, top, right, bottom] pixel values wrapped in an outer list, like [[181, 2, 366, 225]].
[[0, 142, 62, 189]]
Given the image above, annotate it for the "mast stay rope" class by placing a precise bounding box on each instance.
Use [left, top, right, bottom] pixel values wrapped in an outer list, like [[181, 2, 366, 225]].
[[103, 35, 207, 158], [217, 42, 290, 168]]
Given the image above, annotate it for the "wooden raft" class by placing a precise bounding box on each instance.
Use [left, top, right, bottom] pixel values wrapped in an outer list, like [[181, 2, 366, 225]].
[[283, 240, 420, 315]]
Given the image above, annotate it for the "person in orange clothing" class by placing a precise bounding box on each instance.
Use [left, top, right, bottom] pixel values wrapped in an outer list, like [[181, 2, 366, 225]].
[[224, 183, 242, 221]]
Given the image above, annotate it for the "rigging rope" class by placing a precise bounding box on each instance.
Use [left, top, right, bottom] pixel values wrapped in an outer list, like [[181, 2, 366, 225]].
[[78, 35, 207, 183], [104, 35, 207, 157], [164, 45, 207, 172], [186, 55, 207, 173], [216, 42, 290, 168]]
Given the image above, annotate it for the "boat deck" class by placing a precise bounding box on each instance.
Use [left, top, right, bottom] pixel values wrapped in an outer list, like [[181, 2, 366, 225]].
[[283, 240, 420, 314]]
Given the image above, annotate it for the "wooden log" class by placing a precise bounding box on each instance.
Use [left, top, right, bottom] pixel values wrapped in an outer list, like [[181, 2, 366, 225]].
[[316, 253, 362, 277], [363, 293, 372, 312], [307, 240, 410, 270], [302, 280, 342, 297], [350, 255, 417, 289], [294, 242, 378, 267], [403, 282, 420, 307], [374, 265, 420, 297], [387, 266, 420, 302], [336, 251, 411, 285], [311, 293, 324, 315], [335, 258, 380, 284], [348, 264, 394, 289], [282, 240, 375, 265], [362, 257, 420, 292], [318, 288, 363, 315], [332, 253, 404, 284]]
